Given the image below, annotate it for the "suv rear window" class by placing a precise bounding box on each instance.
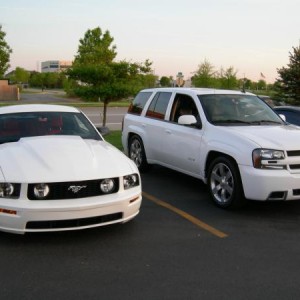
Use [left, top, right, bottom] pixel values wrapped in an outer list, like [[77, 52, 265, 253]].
[[128, 92, 153, 115], [146, 92, 172, 120]]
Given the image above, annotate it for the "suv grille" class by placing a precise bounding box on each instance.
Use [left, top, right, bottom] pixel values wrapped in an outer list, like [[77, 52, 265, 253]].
[[286, 151, 300, 171], [287, 151, 300, 157]]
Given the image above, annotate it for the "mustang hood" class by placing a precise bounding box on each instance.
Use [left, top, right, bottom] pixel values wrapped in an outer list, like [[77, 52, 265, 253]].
[[0, 136, 136, 182]]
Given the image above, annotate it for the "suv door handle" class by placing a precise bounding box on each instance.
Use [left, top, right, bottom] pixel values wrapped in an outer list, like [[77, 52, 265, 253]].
[[165, 129, 171, 134]]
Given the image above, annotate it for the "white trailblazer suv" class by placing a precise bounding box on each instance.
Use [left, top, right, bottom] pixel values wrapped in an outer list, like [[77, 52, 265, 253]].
[[122, 88, 300, 208]]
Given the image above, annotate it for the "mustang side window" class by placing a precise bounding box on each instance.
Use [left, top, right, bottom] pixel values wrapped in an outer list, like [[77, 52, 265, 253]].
[[145, 92, 172, 120]]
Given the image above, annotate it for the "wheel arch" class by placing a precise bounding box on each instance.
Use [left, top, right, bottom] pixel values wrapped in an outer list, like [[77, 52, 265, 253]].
[[125, 127, 146, 154], [205, 151, 246, 208], [128, 132, 144, 151], [128, 132, 150, 172], [205, 151, 241, 180]]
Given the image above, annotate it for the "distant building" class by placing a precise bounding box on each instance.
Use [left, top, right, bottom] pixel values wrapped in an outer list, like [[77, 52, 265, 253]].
[[41, 60, 72, 73], [0, 80, 19, 101]]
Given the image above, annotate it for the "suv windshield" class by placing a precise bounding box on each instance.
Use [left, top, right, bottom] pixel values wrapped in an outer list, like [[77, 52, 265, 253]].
[[0, 111, 102, 144], [199, 94, 284, 126]]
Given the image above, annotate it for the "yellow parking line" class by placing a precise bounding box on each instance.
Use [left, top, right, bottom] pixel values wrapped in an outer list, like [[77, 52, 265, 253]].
[[142, 191, 228, 239]]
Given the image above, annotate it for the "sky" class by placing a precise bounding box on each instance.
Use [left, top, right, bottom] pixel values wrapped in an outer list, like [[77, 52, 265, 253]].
[[1, 0, 299, 83]]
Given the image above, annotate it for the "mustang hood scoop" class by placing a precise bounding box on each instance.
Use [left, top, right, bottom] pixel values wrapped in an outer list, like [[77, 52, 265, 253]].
[[0, 136, 133, 182]]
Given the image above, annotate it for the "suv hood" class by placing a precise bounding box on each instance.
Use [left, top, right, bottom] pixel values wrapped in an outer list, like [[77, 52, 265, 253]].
[[0, 136, 136, 182], [222, 124, 300, 150]]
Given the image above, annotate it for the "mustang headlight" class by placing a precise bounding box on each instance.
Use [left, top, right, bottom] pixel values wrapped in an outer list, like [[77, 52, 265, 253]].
[[253, 149, 285, 169], [0, 182, 21, 198], [0, 183, 14, 197], [100, 179, 115, 193], [33, 183, 50, 199], [123, 174, 139, 190]]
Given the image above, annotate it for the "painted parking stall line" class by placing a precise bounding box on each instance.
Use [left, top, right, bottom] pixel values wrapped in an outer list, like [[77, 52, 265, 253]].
[[142, 191, 228, 238]]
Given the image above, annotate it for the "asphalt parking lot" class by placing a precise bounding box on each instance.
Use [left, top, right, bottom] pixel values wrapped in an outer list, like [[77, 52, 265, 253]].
[[1, 165, 300, 299], [1, 92, 300, 299]]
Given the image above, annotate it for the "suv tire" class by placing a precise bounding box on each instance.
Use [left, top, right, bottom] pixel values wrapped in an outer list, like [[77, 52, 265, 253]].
[[129, 135, 149, 172], [208, 156, 245, 208]]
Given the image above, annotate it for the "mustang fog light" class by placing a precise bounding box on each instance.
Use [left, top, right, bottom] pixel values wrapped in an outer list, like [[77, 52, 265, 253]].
[[100, 179, 115, 193], [33, 183, 50, 199], [123, 174, 139, 190], [0, 183, 14, 197]]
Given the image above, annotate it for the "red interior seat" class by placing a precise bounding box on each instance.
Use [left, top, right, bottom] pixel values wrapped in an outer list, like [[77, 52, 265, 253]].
[[49, 116, 63, 134]]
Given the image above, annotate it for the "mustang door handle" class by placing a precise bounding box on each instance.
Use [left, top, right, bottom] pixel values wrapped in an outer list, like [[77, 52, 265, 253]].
[[165, 129, 172, 134]]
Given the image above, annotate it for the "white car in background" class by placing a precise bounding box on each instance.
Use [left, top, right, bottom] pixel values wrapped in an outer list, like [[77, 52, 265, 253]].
[[122, 87, 300, 209], [0, 104, 142, 234]]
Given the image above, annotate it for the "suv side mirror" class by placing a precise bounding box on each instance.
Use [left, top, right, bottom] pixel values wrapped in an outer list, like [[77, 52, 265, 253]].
[[279, 114, 286, 122], [178, 115, 202, 129]]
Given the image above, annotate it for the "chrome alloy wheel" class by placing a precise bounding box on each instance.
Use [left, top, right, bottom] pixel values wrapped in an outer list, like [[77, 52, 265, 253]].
[[210, 162, 234, 205], [129, 138, 143, 168]]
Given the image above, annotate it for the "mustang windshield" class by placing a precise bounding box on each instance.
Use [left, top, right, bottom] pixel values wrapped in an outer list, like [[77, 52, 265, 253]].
[[0, 111, 102, 144], [199, 94, 284, 126]]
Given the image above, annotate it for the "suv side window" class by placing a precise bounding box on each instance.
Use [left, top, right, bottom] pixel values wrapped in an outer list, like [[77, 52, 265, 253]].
[[146, 92, 172, 120], [170, 93, 199, 123], [128, 92, 153, 115]]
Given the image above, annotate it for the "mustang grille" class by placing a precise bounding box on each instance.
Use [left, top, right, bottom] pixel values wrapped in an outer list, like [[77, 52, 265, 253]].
[[26, 212, 123, 229], [27, 178, 119, 200]]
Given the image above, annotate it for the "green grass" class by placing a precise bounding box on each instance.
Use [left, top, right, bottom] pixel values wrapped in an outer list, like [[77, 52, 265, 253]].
[[104, 130, 123, 150], [73, 101, 131, 107]]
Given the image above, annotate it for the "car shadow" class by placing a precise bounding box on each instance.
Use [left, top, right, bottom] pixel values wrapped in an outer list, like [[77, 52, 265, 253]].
[[141, 164, 300, 224]]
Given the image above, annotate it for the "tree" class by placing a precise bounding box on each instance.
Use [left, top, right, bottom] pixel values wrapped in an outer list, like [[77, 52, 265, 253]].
[[191, 59, 217, 88], [219, 66, 238, 89], [257, 79, 267, 90], [160, 76, 172, 87], [67, 27, 155, 126], [0, 25, 12, 77], [29, 72, 44, 88], [10, 67, 30, 84], [28, 71, 66, 89], [237, 77, 252, 91], [275, 46, 300, 104]]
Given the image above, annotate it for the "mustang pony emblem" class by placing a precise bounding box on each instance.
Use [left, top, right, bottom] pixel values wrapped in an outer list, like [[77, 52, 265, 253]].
[[68, 185, 87, 193]]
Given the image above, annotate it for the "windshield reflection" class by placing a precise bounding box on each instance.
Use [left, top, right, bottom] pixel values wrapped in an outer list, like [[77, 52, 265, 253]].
[[199, 94, 284, 126], [0, 111, 101, 144]]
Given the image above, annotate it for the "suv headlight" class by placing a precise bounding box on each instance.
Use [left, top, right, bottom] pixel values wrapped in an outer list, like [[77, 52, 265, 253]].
[[252, 149, 285, 169], [123, 174, 139, 190]]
